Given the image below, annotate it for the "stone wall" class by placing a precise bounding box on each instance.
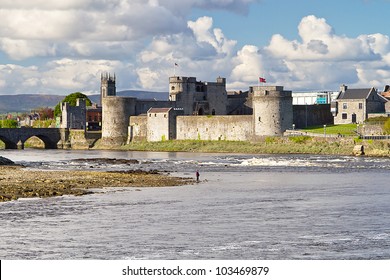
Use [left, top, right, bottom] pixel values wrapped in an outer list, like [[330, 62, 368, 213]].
[[334, 99, 366, 124], [293, 104, 334, 128], [176, 115, 252, 141], [128, 115, 147, 143], [61, 99, 86, 129], [205, 78, 228, 115]]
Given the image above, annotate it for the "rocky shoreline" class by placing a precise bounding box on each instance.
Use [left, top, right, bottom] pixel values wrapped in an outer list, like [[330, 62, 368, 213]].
[[0, 157, 193, 202]]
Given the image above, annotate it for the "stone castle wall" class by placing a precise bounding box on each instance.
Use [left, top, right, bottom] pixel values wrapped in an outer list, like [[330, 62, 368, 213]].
[[128, 115, 147, 143], [176, 115, 253, 141]]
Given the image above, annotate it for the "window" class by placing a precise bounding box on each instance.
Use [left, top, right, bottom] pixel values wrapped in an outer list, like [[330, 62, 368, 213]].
[[342, 113, 347, 120], [343, 103, 347, 109], [359, 103, 363, 109], [171, 86, 175, 90]]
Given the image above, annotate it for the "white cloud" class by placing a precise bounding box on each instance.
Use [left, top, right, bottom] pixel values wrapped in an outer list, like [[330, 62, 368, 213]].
[[135, 16, 238, 90], [0, 59, 133, 95], [2, 4, 390, 95], [263, 15, 390, 90]]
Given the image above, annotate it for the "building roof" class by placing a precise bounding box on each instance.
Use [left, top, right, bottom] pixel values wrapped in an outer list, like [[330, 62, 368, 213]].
[[147, 107, 172, 113], [338, 88, 373, 100]]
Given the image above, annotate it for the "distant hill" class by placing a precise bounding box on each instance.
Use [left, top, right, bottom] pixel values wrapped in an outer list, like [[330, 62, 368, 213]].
[[115, 90, 169, 100], [0, 94, 64, 113], [0, 90, 169, 113]]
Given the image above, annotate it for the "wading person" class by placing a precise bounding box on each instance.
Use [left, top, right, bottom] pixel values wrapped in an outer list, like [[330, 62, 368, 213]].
[[196, 170, 200, 182]]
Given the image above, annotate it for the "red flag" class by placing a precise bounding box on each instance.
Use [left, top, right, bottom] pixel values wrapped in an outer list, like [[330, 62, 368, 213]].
[[259, 77, 266, 83]]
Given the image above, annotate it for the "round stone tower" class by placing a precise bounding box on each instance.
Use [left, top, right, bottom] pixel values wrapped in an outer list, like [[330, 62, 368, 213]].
[[252, 86, 293, 136], [101, 97, 136, 146]]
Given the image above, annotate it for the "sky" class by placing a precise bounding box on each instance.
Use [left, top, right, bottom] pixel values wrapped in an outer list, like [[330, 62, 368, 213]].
[[1, 0, 390, 95]]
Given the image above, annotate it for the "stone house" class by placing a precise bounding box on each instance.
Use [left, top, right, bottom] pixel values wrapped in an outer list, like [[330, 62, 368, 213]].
[[333, 85, 387, 124], [146, 107, 183, 142]]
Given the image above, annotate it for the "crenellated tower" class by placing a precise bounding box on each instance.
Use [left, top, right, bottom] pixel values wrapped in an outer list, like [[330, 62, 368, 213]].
[[252, 86, 293, 137], [100, 73, 116, 106]]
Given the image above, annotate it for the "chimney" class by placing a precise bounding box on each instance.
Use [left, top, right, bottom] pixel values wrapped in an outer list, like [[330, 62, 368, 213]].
[[340, 84, 348, 92]]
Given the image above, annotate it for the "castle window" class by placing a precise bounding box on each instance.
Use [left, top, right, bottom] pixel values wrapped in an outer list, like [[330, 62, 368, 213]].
[[342, 113, 347, 119], [359, 103, 363, 109], [149, 114, 151, 117], [164, 114, 167, 118], [212, 109, 216, 115], [343, 103, 347, 109], [154, 114, 157, 117], [171, 86, 175, 91], [258, 117, 261, 122]]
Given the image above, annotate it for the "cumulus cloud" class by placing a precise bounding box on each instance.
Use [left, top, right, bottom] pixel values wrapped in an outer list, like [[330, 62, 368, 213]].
[[263, 15, 390, 90], [2, 3, 390, 95], [135, 16, 238, 89], [0, 59, 133, 95]]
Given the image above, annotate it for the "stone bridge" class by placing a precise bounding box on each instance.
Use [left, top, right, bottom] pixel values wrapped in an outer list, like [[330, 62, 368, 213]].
[[0, 128, 68, 149]]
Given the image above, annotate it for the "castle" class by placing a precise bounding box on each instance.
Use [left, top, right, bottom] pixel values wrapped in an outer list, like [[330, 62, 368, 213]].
[[100, 74, 294, 145]]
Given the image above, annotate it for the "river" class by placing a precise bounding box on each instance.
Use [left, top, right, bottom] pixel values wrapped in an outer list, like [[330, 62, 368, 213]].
[[0, 149, 389, 259]]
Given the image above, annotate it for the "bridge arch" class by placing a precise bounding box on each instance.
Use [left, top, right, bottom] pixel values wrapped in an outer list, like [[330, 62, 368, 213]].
[[21, 134, 59, 149], [0, 135, 17, 149]]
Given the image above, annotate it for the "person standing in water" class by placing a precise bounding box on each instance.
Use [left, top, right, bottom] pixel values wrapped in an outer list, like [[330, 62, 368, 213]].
[[196, 170, 200, 182]]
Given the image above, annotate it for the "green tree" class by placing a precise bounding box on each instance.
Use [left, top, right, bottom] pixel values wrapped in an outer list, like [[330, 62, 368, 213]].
[[54, 92, 92, 117], [0, 119, 18, 128]]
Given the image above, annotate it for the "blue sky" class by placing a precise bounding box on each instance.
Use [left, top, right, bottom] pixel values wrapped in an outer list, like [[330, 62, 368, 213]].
[[1, 0, 390, 95]]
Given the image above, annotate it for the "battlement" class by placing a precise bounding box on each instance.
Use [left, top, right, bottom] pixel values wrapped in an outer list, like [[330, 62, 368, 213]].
[[169, 76, 196, 83], [101, 72, 116, 83], [251, 86, 292, 98]]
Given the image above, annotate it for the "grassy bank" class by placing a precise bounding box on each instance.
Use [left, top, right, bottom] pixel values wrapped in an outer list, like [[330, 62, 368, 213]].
[[120, 137, 390, 157], [120, 137, 357, 155], [3, 135, 390, 157]]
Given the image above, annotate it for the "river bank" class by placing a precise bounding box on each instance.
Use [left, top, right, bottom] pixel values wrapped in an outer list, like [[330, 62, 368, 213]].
[[109, 137, 390, 157], [0, 165, 193, 202]]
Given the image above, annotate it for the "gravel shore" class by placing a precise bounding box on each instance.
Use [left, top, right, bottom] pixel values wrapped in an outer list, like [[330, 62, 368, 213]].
[[0, 165, 193, 202]]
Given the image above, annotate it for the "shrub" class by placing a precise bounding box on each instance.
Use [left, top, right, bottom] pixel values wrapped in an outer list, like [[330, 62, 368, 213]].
[[289, 136, 312, 143], [383, 118, 390, 134], [0, 119, 18, 128], [265, 136, 276, 144]]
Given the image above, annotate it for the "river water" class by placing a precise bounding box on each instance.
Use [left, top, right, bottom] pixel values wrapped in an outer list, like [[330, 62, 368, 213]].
[[0, 150, 389, 260]]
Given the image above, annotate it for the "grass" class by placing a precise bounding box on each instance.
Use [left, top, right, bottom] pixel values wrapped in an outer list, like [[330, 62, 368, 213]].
[[2, 137, 390, 157], [121, 138, 357, 155], [302, 124, 359, 136]]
